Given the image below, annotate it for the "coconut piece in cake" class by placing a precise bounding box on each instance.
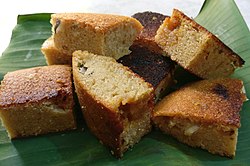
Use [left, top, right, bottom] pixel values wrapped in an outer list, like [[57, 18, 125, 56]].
[[152, 78, 246, 158], [0, 65, 76, 139]]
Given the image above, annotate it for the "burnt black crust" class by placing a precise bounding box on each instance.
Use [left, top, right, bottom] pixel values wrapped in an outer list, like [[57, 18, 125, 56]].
[[132, 11, 168, 38], [118, 46, 175, 88]]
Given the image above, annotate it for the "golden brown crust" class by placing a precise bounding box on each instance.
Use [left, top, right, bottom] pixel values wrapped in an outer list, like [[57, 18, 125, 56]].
[[153, 78, 246, 127], [51, 13, 143, 34], [152, 78, 246, 157], [51, 13, 143, 59], [172, 9, 244, 67], [73, 78, 124, 157], [0, 65, 76, 139], [72, 51, 154, 158], [76, 83, 153, 158], [132, 11, 168, 54], [155, 9, 245, 79], [0, 65, 72, 108]]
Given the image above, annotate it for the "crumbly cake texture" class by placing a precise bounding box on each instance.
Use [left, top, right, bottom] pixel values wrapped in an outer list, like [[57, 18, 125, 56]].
[[51, 13, 143, 60], [72, 50, 154, 158], [41, 37, 72, 65], [0, 65, 76, 139], [152, 78, 246, 158], [155, 9, 244, 79], [132, 11, 168, 54], [118, 45, 175, 101]]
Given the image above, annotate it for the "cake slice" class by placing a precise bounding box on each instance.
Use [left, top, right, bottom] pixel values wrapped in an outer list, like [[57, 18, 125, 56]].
[[132, 11, 168, 54], [51, 13, 143, 59], [0, 65, 76, 139], [118, 46, 175, 102], [155, 9, 244, 79], [72, 50, 154, 158], [118, 12, 175, 102], [152, 78, 247, 158], [41, 37, 71, 65]]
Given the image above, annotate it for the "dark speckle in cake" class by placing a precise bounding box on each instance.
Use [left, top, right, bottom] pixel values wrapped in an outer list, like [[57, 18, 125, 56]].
[[212, 83, 229, 99], [54, 19, 61, 34]]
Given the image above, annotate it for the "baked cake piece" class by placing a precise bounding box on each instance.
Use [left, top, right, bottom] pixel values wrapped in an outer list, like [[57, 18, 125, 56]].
[[155, 9, 244, 79], [0, 65, 76, 139], [51, 13, 143, 59], [72, 50, 154, 158], [152, 78, 246, 158], [132, 11, 168, 54], [41, 37, 71, 65], [118, 45, 175, 102]]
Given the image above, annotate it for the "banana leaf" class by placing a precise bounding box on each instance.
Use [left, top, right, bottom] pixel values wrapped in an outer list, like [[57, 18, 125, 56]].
[[0, 0, 250, 165]]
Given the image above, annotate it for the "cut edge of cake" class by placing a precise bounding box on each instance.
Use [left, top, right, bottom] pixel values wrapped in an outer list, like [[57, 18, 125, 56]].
[[0, 65, 76, 139], [155, 9, 244, 79], [41, 37, 72, 65], [50, 13, 143, 59], [72, 50, 154, 158]]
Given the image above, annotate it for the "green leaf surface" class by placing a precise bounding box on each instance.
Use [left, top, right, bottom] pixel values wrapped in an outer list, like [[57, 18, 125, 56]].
[[195, 0, 250, 94], [0, 13, 51, 80], [0, 0, 250, 165]]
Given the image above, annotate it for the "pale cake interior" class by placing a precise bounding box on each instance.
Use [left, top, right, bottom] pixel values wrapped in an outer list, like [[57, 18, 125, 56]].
[[0, 65, 76, 139], [154, 116, 238, 158], [155, 9, 243, 79], [103, 24, 138, 59], [0, 102, 75, 139], [73, 50, 153, 156], [156, 15, 207, 65], [119, 100, 152, 154], [74, 50, 152, 110], [152, 78, 246, 158], [41, 37, 71, 65], [53, 20, 104, 57], [51, 13, 142, 59]]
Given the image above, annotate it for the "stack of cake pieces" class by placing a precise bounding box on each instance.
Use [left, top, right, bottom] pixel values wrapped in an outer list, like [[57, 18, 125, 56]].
[[152, 9, 246, 158], [0, 8, 247, 159]]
